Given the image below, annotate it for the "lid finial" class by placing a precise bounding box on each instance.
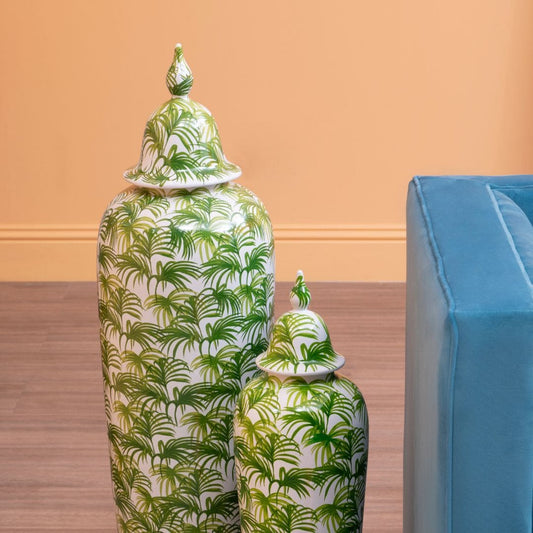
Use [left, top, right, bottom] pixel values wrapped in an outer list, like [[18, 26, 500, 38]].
[[290, 270, 311, 310], [166, 43, 193, 97]]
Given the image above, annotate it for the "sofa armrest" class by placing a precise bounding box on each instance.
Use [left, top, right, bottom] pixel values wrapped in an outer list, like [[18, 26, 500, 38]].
[[405, 176, 533, 533]]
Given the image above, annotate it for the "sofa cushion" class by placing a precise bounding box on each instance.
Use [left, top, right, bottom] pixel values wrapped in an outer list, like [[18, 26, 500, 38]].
[[492, 188, 533, 285]]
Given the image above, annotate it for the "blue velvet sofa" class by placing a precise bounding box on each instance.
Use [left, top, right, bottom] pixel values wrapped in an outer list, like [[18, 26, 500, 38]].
[[405, 175, 533, 533]]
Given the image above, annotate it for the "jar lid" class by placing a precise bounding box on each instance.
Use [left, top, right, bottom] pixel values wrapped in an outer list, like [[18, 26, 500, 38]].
[[124, 44, 241, 190], [256, 271, 345, 377]]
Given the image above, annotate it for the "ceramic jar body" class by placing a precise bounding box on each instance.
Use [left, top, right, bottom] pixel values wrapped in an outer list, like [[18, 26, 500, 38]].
[[234, 372, 368, 533], [97, 182, 274, 532]]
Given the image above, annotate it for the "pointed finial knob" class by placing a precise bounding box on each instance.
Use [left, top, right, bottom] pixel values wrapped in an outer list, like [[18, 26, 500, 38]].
[[166, 43, 193, 97], [290, 270, 311, 310]]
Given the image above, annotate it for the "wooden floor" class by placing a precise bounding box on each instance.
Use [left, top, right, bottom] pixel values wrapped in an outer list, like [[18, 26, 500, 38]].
[[0, 282, 405, 532]]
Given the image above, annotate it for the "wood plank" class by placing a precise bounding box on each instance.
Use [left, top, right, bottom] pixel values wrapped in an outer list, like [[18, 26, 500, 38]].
[[0, 282, 405, 532]]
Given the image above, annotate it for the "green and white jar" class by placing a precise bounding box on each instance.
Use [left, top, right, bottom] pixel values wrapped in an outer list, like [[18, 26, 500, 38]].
[[97, 44, 275, 532], [234, 272, 368, 533]]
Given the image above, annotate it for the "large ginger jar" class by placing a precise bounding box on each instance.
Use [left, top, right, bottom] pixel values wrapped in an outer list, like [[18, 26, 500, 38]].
[[97, 44, 275, 532], [234, 272, 368, 533]]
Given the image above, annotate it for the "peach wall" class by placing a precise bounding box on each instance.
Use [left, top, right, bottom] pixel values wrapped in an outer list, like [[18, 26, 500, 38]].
[[2, 0, 533, 281]]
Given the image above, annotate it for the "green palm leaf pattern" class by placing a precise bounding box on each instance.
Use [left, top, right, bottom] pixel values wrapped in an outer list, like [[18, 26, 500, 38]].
[[234, 373, 368, 533], [98, 182, 274, 531]]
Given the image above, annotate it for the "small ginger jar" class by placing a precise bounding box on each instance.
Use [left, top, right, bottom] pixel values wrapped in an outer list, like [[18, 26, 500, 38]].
[[97, 44, 275, 532], [234, 271, 369, 533]]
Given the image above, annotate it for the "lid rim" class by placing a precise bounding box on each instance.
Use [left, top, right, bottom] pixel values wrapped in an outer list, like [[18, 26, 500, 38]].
[[123, 166, 241, 190]]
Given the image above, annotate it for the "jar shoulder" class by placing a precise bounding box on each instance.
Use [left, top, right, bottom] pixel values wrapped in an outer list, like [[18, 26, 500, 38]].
[[98, 182, 273, 238], [238, 373, 366, 414], [101, 182, 267, 212]]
